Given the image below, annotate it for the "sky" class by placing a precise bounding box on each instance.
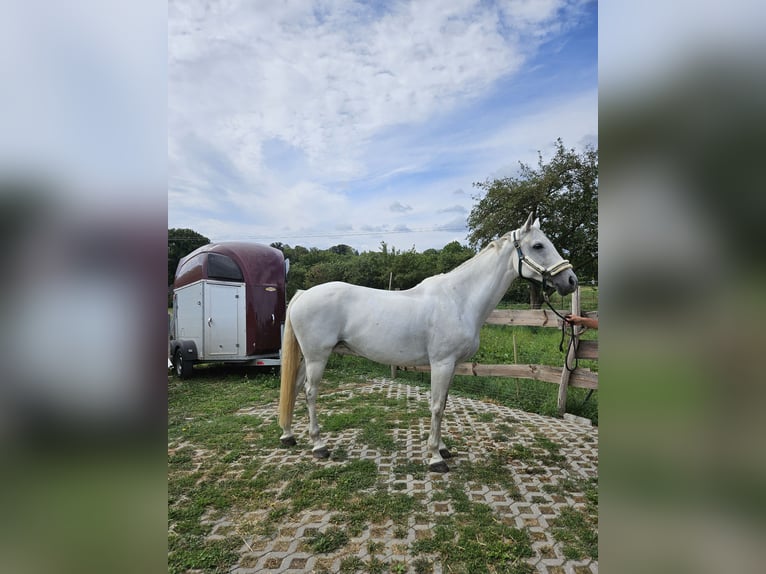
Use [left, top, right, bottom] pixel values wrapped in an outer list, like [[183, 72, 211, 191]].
[[168, 0, 597, 252]]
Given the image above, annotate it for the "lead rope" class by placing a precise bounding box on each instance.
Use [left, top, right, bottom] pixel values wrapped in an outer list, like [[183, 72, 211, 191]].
[[543, 288, 596, 408], [541, 288, 579, 373]]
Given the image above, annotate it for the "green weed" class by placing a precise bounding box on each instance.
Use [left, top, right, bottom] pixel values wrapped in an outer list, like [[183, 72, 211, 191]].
[[339, 556, 365, 573], [551, 506, 598, 560], [545, 476, 598, 560], [280, 459, 378, 512], [306, 526, 349, 553], [340, 488, 421, 534], [412, 500, 534, 574], [412, 557, 434, 574], [168, 535, 240, 574]]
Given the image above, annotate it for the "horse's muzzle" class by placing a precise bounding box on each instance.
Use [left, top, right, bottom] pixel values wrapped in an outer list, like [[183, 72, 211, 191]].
[[553, 269, 578, 295]]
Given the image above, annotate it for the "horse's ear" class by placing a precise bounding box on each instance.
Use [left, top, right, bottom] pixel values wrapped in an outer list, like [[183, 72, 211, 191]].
[[522, 212, 535, 232], [532, 217, 540, 229]]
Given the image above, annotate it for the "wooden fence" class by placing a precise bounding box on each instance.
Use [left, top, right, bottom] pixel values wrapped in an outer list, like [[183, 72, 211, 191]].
[[393, 287, 598, 416]]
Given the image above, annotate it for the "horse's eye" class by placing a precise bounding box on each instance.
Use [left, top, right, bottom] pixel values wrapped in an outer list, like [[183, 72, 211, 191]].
[[532, 243, 544, 250]]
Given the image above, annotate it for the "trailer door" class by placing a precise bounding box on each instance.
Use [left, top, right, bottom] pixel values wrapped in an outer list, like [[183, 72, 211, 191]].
[[251, 284, 282, 353], [204, 282, 245, 357], [175, 281, 204, 358]]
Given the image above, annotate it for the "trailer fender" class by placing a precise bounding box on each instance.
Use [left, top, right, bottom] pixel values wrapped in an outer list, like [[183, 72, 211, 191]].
[[171, 339, 199, 360], [170, 339, 198, 379]]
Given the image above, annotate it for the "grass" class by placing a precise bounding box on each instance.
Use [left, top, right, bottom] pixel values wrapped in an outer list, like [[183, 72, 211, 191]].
[[547, 475, 599, 561], [306, 526, 349, 553], [168, 307, 598, 573], [551, 506, 598, 560], [281, 459, 379, 512], [319, 395, 431, 452], [411, 501, 535, 574]]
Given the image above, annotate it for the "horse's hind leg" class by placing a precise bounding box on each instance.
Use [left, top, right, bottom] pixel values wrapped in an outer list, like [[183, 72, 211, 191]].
[[279, 360, 306, 446], [304, 356, 330, 459], [438, 389, 452, 459]]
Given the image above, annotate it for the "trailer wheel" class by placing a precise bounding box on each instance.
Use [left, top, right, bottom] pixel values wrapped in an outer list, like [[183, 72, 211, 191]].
[[174, 349, 194, 379]]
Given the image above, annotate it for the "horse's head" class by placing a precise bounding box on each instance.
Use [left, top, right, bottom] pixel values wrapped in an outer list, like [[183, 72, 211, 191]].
[[508, 213, 578, 296]]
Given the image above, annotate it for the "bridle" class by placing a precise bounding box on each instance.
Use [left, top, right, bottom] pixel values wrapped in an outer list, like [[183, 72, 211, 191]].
[[511, 229, 579, 372]]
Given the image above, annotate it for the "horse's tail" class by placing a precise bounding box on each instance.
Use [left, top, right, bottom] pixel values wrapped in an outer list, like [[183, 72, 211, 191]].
[[279, 291, 305, 430]]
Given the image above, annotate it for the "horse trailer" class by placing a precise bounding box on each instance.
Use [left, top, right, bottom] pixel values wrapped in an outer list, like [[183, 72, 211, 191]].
[[169, 242, 288, 378]]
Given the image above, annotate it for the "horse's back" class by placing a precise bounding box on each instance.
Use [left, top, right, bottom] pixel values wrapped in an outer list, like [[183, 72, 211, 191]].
[[290, 281, 424, 331], [289, 281, 432, 365]]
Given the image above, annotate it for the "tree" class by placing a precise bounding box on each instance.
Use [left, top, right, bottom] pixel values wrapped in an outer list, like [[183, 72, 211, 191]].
[[438, 241, 475, 273], [347, 250, 387, 289], [467, 139, 597, 307], [328, 244, 358, 256], [168, 228, 210, 287], [390, 247, 432, 289]]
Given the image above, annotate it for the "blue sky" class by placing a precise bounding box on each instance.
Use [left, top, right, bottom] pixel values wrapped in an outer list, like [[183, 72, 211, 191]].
[[169, 0, 597, 251]]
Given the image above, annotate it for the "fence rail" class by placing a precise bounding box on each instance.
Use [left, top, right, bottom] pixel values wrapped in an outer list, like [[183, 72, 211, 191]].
[[484, 308, 568, 327], [397, 363, 598, 389], [393, 287, 598, 417]]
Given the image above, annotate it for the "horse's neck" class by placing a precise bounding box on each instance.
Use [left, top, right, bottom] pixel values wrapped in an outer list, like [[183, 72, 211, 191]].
[[444, 240, 518, 325]]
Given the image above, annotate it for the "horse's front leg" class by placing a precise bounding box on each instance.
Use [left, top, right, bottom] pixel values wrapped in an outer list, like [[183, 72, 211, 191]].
[[427, 361, 456, 472], [305, 358, 330, 459]]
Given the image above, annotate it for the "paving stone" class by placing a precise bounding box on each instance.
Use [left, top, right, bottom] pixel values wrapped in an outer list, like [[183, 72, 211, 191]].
[[216, 379, 599, 573]]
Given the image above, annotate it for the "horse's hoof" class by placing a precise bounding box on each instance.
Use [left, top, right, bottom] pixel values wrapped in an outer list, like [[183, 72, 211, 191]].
[[312, 447, 330, 459], [429, 461, 450, 473], [439, 448, 452, 459], [280, 436, 297, 447]]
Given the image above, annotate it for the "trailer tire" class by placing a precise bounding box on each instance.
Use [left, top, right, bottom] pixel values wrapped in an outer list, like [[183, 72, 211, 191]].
[[174, 348, 194, 380]]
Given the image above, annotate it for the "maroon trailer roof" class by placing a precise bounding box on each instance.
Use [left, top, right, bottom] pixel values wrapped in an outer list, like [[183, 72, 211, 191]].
[[174, 242, 287, 355], [175, 242, 285, 288]]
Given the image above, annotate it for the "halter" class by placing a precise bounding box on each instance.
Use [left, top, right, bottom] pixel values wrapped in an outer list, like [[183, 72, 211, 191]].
[[510, 229, 573, 291], [511, 228, 579, 372]]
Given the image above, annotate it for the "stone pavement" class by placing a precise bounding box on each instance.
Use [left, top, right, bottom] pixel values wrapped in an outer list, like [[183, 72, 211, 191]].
[[212, 379, 598, 573]]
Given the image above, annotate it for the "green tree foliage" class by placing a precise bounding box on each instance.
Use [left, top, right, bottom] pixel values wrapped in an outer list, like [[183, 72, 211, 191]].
[[467, 139, 598, 306], [270, 240, 476, 300], [168, 228, 210, 287], [438, 241, 475, 273]]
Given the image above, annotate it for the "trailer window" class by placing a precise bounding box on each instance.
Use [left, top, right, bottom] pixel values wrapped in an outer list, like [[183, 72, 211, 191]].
[[176, 254, 203, 279], [207, 253, 244, 282]]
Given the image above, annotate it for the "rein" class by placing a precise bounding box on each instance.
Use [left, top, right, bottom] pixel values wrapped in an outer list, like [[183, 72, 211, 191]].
[[511, 230, 578, 372]]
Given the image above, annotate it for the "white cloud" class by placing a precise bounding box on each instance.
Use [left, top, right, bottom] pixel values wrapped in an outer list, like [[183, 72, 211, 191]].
[[389, 201, 413, 213], [169, 0, 586, 179], [169, 0, 597, 251], [502, 0, 563, 27], [439, 205, 468, 214]]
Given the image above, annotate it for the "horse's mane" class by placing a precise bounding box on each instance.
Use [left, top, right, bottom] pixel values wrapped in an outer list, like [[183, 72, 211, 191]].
[[450, 231, 516, 273], [415, 233, 512, 288]]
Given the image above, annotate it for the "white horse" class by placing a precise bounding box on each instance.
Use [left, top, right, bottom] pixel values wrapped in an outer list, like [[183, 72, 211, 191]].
[[278, 213, 578, 472]]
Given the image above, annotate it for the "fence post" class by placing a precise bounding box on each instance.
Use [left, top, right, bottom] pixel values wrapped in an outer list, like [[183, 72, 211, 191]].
[[557, 287, 581, 416]]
